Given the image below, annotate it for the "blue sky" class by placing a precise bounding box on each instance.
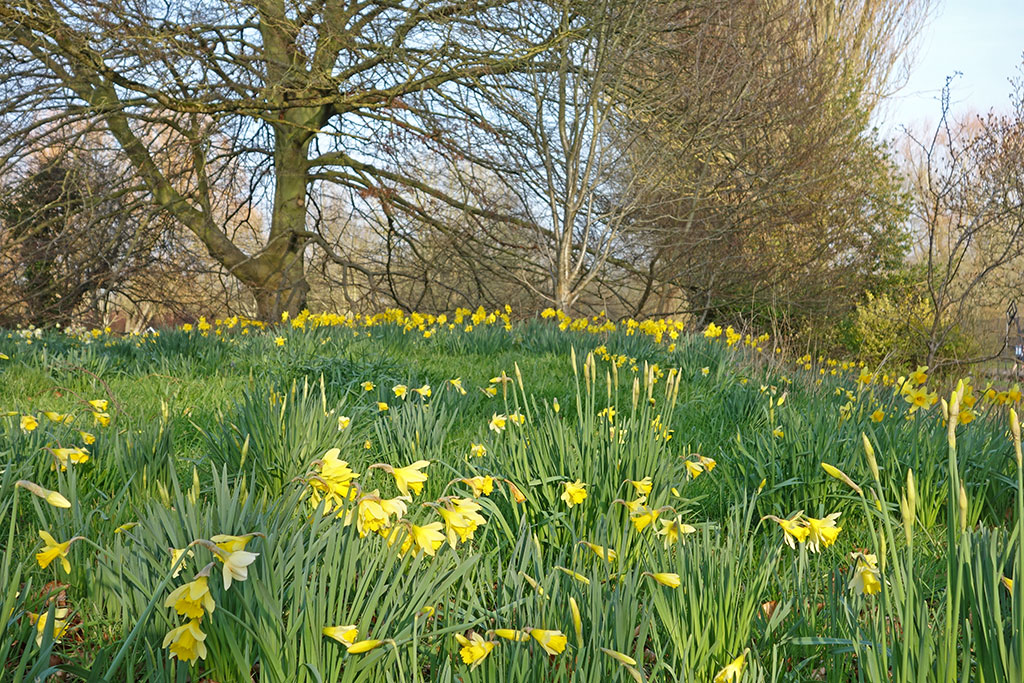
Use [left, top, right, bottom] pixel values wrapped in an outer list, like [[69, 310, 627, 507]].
[[877, 0, 1023, 135]]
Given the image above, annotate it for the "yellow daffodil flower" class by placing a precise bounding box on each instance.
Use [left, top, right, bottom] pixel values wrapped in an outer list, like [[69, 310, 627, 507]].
[[361, 381, 375, 391], [28, 608, 70, 646], [805, 513, 842, 553], [323, 624, 359, 647], [459, 476, 493, 497], [163, 619, 208, 663], [16, 480, 70, 508], [848, 553, 881, 596], [489, 413, 507, 432], [579, 541, 616, 562], [528, 628, 567, 655], [165, 576, 215, 619], [373, 460, 429, 497], [455, 631, 496, 669], [714, 648, 749, 683], [393, 384, 408, 399], [561, 480, 587, 507], [657, 516, 696, 547], [629, 476, 653, 496], [644, 572, 681, 588], [469, 443, 486, 458], [20, 415, 38, 432], [37, 531, 78, 573]]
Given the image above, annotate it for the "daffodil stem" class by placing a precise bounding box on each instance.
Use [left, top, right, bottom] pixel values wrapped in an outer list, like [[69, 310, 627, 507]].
[[102, 551, 189, 679]]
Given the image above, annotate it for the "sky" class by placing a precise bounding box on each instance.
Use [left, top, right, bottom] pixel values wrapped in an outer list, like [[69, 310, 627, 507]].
[[877, 0, 1023, 136]]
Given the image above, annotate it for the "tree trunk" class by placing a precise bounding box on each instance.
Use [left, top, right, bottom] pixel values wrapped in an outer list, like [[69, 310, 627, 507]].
[[249, 124, 314, 320]]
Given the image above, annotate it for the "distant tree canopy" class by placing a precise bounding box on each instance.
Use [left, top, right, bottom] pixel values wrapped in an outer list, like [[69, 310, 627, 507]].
[[0, 0, 933, 329]]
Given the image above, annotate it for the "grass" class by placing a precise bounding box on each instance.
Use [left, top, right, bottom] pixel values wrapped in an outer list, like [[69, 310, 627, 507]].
[[1, 310, 1023, 682]]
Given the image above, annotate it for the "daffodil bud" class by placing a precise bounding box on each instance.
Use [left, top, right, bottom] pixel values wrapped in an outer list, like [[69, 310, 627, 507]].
[[862, 433, 879, 483], [631, 377, 640, 411], [570, 346, 578, 377], [821, 462, 863, 496], [906, 468, 917, 522], [514, 362, 524, 392], [940, 398, 949, 423], [948, 391, 960, 448], [958, 483, 968, 533]]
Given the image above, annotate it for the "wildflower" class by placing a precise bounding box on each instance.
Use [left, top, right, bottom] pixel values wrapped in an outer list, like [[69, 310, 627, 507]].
[[765, 514, 810, 549], [88, 399, 108, 411], [48, 446, 89, 470], [395, 521, 446, 557], [644, 572, 681, 588], [909, 365, 928, 385], [20, 415, 38, 432], [169, 547, 193, 578], [714, 648, 749, 683], [28, 608, 70, 646], [337, 415, 351, 430], [629, 476, 653, 496], [165, 576, 215, 619], [16, 480, 70, 508], [211, 534, 254, 553], [361, 381, 375, 391], [870, 408, 884, 422], [470, 443, 487, 458], [701, 367, 710, 376], [79, 431, 96, 444], [92, 412, 111, 427], [529, 628, 567, 655], [448, 378, 467, 395], [37, 531, 78, 573], [393, 384, 408, 399], [274, 336, 285, 346], [509, 410, 525, 425], [698, 455, 717, 472], [455, 631, 496, 669], [561, 480, 587, 507], [580, 541, 616, 562], [436, 499, 486, 547], [601, 647, 637, 666], [413, 384, 431, 398], [848, 553, 881, 596], [377, 402, 389, 412], [488, 413, 507, 432], [493, 629, 530, 642], [163, 619, 207, 663], [684, 459, 704, 479], [657, 517, 696, 547], [482, 386, 498, 397], [323, 624, 359, 647], [552, 398, 560, 413], [805, 513, 842, 552], [219, 549, 259, 590], [460, 476, 494, 497], [904, 386, 936, 414], [1002, 576, 1014, 592], [43, 411, 73, 424], [629, 506, 661, 533], [374, 460, 430, 497]]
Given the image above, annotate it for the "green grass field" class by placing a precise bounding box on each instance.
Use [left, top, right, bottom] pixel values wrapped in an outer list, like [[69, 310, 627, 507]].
[[1, 311, 1023, 682]]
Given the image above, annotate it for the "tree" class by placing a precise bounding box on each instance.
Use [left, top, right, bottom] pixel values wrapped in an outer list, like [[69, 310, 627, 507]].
[[0, 0, 569, 319]]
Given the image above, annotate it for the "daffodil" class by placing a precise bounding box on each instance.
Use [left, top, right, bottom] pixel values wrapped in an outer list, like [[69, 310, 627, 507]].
[[436, 499, 486, 547], [528, 628, 567, 655], [28, 608, 70, 646], [393, 521, 446, 557], [16, 480, 70, 508], [361, 381, 375, 391], [162, 619, 208, 663], [165, 576, 215, 619], [323, 624, 359, 647], [36, 531, 78, 573], [870, 408, 885, 422], [629, 506, 661, 533], [629, 476, 653, 495], [413, 384, 431, 398], [455, 631, 496, 669], [714, 648, 749, 683], [218, 548, 259, 589], [377, 402, 389, 412], [805, 513, 842, 552], [88, 399, 108, 412], [848, 552, 881, 596], [393, 384, 408, 399], [504, 479, 526, 503], [79, 431, 96, 444], [211, 534, 254, 553], [556, 566, 590, 584], [373, 460, 429, 497], [684, 459, 704, 479], [169, 547, 193, 578], [92, 412, 111, 427], [42, 411, 73, 424], [580, 541, 616, 562], [459, 475, 493, 497], [561, 480, 587, 507], [489, 413, 507, 432], [470, 443, 486, 458], [1002, 576, 1014, 592], [448, 378, 467, 395], [656, 516, 696, 547], [765, 514, 810, 549], [48, 446, 89, 470], [337, 415, 351, 430], [20, 415, 38, 432]]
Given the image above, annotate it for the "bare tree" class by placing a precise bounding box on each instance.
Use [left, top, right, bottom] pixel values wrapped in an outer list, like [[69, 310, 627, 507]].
[[0, 0, 570, 319]]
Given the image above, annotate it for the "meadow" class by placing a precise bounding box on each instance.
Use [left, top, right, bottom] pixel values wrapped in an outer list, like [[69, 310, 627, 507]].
[[1, 308, 1023, 682]]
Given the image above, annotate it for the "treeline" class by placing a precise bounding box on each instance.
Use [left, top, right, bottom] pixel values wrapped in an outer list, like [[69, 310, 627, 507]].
[[0, 0, 1021, 363]]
